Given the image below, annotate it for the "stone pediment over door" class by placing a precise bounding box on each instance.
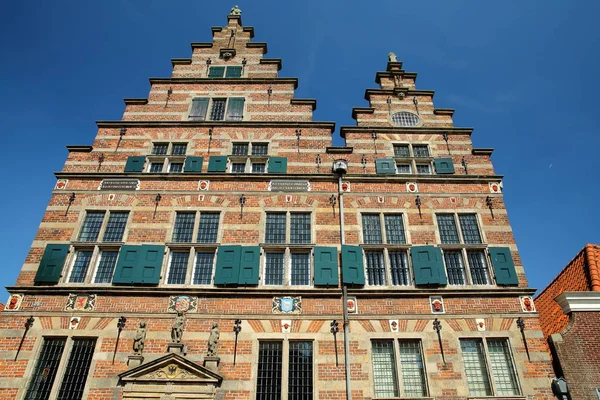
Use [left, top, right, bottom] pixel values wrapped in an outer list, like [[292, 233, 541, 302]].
[[119, 353, 223, 399]]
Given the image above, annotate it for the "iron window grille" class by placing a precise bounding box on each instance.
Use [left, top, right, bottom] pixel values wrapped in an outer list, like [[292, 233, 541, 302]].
[[371, 340, 428, 398], [460, 338, 520, 397], [288, 341, 313, 400], [436, 213, 492, 285], [25, 338, 67, 400], [210, 98, 227, 120], [391, 111, 420, 127], [56, 338, 97, 400], [372, 340, 399, 397], [256, 341, 283, 400]]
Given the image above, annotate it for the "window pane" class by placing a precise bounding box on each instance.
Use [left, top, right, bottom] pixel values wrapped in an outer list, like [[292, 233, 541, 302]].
[[289, 341, 313, 400], [391, 112, 419, 127], [362, 214, 382, 244], [257, 342, 283, 400], [398, 340, 427, 398], [372, 340, 399, 398], [193, 252, 215, 285], [94, 250, 118, 283], [444, 250, 466, 285], [152, 143, 168, 155], [102, 212, 128, 242], [78, 211, 105, 242], [394, 144, 410, 158], [265, 213, 286, 243], [459, 214, 482, 244], [231, 163, 246, 173], [290, 213, 311, 244], [173, 213, 195, 243], [197, 212, 219, 243], [149, 162, 163, 173], [232, 143, 249, 156], [210, 99, 226, 121], [167, 252, 189, 284], [169, 162, 183, 173], [488, 339, 519, 396], [291, 253, 310, 286], [460, 339, 492, 396], [265, 253, 284, 285], [365, 250, 386, 286], [57, 338, 96, 400], [24, 338, 66, 400], [416, 164, 431, 174], [171, 143, 187, 155], [437, 215, 460, 244], [468, 251, 491, 285], [69, 251, 93, 283], [390, 251, 410, 286], [252, 163, 266, 173], [396, 163, 412, 174], [384, 215, 406, 244], [252, 143, 268, 155], [412, 145, 430, 158]]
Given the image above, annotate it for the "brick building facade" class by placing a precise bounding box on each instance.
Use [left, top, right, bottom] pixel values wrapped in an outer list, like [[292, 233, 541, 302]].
[[535, 244, 600, 399], [0, 9, 555, 400]]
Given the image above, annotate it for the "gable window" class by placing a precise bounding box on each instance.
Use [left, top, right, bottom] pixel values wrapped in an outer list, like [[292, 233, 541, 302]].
[[391, 111, 420, 127], [208, 65, 242, 78], [229, 142, 269, 173], [460, 338, 520, 397], [391, 143, 433, 174], [147, 142, 189, 174], [189, 97, 245, 122]]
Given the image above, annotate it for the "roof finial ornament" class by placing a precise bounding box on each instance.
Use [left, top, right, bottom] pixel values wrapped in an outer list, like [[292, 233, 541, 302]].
[[388, 52, 397, 62], [230, 5, 242, 16]]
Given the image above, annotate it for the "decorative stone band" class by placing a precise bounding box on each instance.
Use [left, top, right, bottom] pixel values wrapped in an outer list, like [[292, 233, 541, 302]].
[[554, 291, 600, 313]]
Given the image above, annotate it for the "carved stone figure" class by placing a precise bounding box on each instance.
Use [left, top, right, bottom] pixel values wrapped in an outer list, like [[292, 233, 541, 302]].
[[171, 312, 185, 343], [207, 322, 220, 356], [133, 322, 147, 355], [388, 52, 397, 62], [230, 5, 242, 16]]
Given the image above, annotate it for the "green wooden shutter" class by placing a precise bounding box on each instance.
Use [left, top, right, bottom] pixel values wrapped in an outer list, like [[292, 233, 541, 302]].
[[112, 245, 142, 284], [207, 156, 228, 172], [124, 156, 145, 172], [314, 247, 339, 286], [434, 158, 455, 174], [238, 246, 260, 285], [489, 247, 519, 285], [375, 158, 396, 174], [34, 244, 70, 284], [268, 157, 288, 173], [214, 245, 242, 285], [225, 66, 242, 78], [184, 156, 203, 173], [225, 97, 245, 121], [189, 98, 209, 121], [341, 245, 365, 286], [137, 245, 165, 284], [410, 246, 447, 285], [208, 66, 225, 78]]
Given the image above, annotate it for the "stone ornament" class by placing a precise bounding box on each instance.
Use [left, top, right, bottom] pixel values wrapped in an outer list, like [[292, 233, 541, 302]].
[[133, 322, 147, 355], [389, 320, 399, 333], [489, 182, 503, 193], [347, 297, 358, 314], [207, 323, 220, 356], [520, 296, 536, 312], [69, 317, 80, 330], [146, 363, 196, 380], [229, 5, 242, 15], [272, 296, 302, 314], [171, 312, 185, 343], [281, 320, 292, 333], [168, 295, 198, 313], [65, 293, 97, 311], [5, 294, 23, 311], [430, 296, 445, 314], [198, 180, 209, 191], [388, 52, 397, 62], [55, 179, 68, 190], [406, 182, 418, 193], [476, 318, 486, 331]]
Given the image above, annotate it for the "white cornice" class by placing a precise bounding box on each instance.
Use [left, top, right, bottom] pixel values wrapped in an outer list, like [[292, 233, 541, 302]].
[[554, 291, 600, 313]]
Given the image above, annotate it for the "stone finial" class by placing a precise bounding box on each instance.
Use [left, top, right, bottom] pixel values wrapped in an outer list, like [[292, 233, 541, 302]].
[[133, 322, 147, 355], [207, 322, 220, 356], [388, 52, 397, 62], [171, 312, 185, 343], [229, 5, 242, 16]]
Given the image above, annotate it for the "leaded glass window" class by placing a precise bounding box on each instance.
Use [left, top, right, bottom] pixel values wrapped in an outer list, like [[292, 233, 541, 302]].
[[444, 250, 466, 285], [69, 251, 93, 283], [173, 213, 195, 243], [256, 341, 283, 400], [396, 163, 412, 174], [197, 212, 219, 243], [149, 162, 163, 173], [167, 252, 189, 284], [372, 340, 399, 398], [437, 215, 460, 244], [57, 338, 96, 400], [171, 143, 187, 155], [384, 215, 406, 244], [391, 111, 420, 127], [398, 340, 427, 397], [193, 252, 215, 285], [78, 211, 105, 242], [102, 212, 128, 242], [94, 250, 118, 283], [289, 341, 313, 400], [265, 213, 286, 243], [210, 98, 226, 121], [412, 145, 430, 158], [169, 162, 183, 173], [232, 143, 249, 156], [231, 163, 246, 173], [265, 253, 284, 285], [468, 250, 490, 285], [152, 143, 168, 155], [459, 214, 482, 244], [252, 163, 266, 173], [291, 253, 310, 286], [365, 250, 386, 286], [416, 164, 431, 174], [488, 339, 519, 396], [290, 213, 311, 244], [460, 339, 492, 396], [252, 143, 268, 155], [362, 214, 382, 244], [390, 251, 410, 286], [25, 338, 66, 400], [394, 144, 410, 158]]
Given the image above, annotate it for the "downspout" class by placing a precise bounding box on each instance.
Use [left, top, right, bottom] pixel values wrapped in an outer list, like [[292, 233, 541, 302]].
[[338, 173, 352, 400]]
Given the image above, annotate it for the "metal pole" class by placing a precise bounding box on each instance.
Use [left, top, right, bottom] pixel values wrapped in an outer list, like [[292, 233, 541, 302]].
[[338, 174, 352, 400]]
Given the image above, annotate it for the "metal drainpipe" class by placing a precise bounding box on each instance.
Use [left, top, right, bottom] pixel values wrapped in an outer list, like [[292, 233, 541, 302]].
[[338, 174, 352, 400]]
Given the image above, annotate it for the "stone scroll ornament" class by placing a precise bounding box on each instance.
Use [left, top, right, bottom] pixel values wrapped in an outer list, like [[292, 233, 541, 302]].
[[133, 322, 147, 355], [207, 323, 220, 356]]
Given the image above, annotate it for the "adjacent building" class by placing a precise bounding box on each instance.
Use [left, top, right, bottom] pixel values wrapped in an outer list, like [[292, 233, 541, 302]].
[[0, 8, 556, 400]]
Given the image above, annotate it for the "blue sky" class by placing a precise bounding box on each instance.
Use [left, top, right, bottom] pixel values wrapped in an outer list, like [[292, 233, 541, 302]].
[[1, 1, 598, 300]]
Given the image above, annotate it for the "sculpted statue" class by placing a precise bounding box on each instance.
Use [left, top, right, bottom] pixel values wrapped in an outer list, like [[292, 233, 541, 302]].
[[388, 52, 397, 62], [133, 322, 147, 355], [207, 322, 220, 356], [171, 312, 185, 343], [230, 5, 242, 16]]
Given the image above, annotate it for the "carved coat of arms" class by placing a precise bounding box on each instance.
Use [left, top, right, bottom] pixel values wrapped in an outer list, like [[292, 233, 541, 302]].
[[168, 295, 198, 313], [272, 296, 301, 314], [65, 294, 97, 311]]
